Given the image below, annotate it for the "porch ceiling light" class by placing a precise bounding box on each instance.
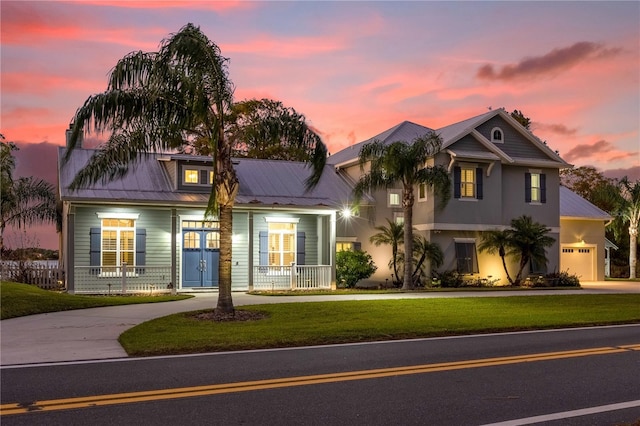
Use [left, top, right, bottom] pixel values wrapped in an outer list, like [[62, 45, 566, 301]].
[[341, 207, 352, 219]]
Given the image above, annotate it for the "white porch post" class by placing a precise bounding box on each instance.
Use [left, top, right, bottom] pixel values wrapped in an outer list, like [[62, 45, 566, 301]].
[[330, 211, 336, 290], [171, 208, 177, 295], [290, 261, 296, 290], [121, 262, 127, 293]]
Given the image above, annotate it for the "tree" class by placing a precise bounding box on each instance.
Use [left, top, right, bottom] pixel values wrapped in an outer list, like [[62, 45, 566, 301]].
[[64, 24, 327, 314], [369, 218, 404, 285], [510, 109, 531, 130], [1, 135, 57, 251], [478, 229, 515, 285], [407, 235, 443, 286], [355, 135, 451, 290], [507, 215, 556, 285], [615, 178, 640, 279], [227, 98, 323, 161]]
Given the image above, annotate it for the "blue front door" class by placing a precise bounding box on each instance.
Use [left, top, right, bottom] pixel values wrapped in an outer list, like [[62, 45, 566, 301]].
[[182, 222, 220, 288]]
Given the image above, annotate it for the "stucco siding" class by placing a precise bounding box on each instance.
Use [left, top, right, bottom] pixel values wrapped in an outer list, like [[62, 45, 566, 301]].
[[560, 218, 606, 281]]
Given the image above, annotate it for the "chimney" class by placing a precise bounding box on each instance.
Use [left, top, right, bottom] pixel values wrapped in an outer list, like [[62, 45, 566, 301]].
[[65, 123, 83, 148]]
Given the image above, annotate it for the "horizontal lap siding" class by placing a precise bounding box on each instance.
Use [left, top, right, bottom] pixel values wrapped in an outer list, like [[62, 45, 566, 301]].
[[252, 213, 319, 266], [73, 206, 172, 267], [476, 116, 549, 160], [232, 212, 249, 290]]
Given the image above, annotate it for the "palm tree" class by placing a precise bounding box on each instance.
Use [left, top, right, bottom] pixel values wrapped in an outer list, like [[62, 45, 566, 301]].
[[1, 137, 57, 251], [507, 215, 555, 285], [616, 178, 640, 279], [410, 236, 443, 286], [354, 135, 451, 290], [369, 219, 404, 285], [478, 229, 515, 285], [64, 24, 327, 314]]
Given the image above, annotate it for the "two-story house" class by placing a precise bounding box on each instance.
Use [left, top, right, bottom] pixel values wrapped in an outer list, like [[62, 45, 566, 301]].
[[330, 108, 573, 285]]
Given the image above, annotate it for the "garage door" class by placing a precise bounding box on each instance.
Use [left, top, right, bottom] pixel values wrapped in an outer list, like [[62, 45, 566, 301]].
[[561, 246, 595, 281]]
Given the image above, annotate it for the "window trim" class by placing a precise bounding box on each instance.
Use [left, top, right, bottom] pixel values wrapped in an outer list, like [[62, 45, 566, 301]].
[[491, 127, 504, 143], [388, 190, 401, 207], [525, 170, 546, 204], [417, 183, 427, 202], [454, 238, 479, 274]]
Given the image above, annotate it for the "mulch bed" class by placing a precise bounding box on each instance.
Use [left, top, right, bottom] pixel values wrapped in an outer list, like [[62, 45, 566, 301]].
[[192, 309, 268, 322]]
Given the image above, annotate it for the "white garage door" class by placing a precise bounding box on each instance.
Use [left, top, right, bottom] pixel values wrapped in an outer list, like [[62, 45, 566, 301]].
[[561, 246, 595, 281]]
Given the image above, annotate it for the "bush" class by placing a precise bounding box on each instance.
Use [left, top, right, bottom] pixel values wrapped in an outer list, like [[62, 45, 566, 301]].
[[433, 270, 465, 288], [546, 271, 581, 287], [336, 250, 377, 288]]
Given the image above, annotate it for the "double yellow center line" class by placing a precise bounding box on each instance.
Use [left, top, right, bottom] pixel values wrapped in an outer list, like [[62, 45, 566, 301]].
[[2, 344, 639, 416]]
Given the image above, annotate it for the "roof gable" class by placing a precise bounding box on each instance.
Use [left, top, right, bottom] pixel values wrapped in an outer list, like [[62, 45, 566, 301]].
[[327, 120, 434, 166]]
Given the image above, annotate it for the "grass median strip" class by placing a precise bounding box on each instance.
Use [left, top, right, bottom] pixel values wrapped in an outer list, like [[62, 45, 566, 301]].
[[119, 294, 640, 356]]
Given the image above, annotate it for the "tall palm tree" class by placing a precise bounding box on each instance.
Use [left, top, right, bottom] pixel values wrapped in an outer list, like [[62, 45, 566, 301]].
[[369, 218, 404, 285], [64, 24, 327, 314], [1, 137, 57, 251], [507, 215, 555, 285], [355, 135, 450, 290], [478, 229, 515, 285], [616, 178, 640, 279]]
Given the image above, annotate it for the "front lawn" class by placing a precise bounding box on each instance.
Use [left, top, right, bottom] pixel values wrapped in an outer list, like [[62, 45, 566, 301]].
[[0, 281, 192, 320], [120, 294, 640, 356]]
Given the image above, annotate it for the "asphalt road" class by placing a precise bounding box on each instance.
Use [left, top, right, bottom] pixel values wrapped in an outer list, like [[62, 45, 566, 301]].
[[2, 324, 639, 425]]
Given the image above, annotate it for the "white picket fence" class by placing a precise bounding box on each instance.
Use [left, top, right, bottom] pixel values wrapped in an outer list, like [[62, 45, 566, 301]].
[[0, 261, 63, 289]]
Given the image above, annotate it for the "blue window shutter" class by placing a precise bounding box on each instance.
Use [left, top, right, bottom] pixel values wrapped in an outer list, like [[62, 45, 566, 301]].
[[525, 173, 532, 203], [259, 231, 268, 265], [540, 173, 547, 203], [136, 228, 146, 274], [476, 168, 483, 200], [453, 167, 461, 199], [297, 232, 306, 265], [90, 227, 101, 275]]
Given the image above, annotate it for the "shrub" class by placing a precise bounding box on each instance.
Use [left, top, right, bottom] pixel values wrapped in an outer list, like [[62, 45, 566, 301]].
[[336, 250, 377, 288], [433, 270, 465, 288], [545, 271, 581, 287]]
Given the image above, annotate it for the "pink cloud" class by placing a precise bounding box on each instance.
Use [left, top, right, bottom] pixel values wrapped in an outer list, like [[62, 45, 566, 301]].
[[222, 34, 347, 59], [477, 42, 623, 81], [562, 139, 635, 163], [534, 122, 579, 137]]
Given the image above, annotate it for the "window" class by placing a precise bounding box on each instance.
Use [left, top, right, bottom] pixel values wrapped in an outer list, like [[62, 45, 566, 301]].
[[209, 171, 214, 185], [388, 191, 401, 207], [267, 222, 296, 267], [491, 128, 503, 143], [418, 183, 427, 202], [393, 212, 404, 225], [90, 215, 146, 276], [455, 241, 479, 274], [525, 171, 546, 203], [454, 166, 483, 200], [184, 169, 199, 183]]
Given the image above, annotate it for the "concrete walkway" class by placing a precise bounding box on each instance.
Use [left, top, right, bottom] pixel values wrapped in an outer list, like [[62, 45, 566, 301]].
[[1, 282, 637, 366]]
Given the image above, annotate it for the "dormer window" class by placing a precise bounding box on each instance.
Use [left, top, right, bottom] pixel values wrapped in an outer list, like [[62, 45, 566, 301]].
[[491, 128, 503, 143], [184, 169, 199, 183]]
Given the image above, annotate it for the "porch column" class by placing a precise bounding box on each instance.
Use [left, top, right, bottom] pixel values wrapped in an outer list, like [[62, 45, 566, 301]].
[[248, 212, 254, 291], [67, 206, 75, 293], [330, 211, 337, 290], [171, 208, 177, 295]]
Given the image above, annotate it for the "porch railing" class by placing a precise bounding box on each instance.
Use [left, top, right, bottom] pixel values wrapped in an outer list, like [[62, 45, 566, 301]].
[[73, 264, 173, 294], [252, 264, 332, 291]]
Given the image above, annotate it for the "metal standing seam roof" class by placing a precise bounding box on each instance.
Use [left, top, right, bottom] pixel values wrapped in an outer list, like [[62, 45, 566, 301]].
[[559, 185, 612, 220], [58, 147, 360, 209]]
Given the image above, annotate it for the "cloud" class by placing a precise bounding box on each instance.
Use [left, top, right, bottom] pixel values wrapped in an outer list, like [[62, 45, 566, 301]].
[[476, 42, 622, 81], [603, 166, 640, 182], [534, 122, 578, 137], [562, 139, 635, 163]]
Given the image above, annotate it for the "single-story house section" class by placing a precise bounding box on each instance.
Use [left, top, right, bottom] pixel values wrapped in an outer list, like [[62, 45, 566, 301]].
[[58, 148, 360, 294], [559, 185, 613, 281]]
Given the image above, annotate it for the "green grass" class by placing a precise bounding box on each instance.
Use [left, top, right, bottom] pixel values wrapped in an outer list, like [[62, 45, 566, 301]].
[[0, 281, 192, 320], [120, 294, 640, 356]]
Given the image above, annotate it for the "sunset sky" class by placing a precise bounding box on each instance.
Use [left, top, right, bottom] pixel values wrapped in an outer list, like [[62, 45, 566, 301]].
[[1, 1, 639, 249]]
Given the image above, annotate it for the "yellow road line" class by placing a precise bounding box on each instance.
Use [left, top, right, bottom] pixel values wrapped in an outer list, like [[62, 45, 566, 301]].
[[1, 344, 635, 416]]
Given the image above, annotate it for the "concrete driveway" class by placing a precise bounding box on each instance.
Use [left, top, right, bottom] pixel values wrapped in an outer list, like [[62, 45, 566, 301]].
[[1, 281, 637, 366]]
